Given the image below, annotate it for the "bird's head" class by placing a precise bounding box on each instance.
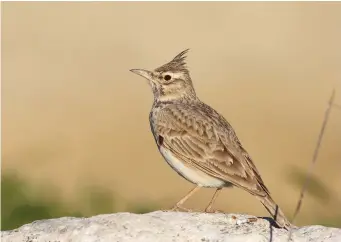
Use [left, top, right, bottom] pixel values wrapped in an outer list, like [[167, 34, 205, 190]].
[[130, 49, 196, 102]]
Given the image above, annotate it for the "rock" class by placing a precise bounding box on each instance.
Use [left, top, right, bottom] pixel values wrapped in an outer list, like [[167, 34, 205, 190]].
[[1, 211, 340, 242]]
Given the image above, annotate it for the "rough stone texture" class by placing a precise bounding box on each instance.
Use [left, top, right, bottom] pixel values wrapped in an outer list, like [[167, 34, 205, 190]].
[[1, 211, 340, 242]]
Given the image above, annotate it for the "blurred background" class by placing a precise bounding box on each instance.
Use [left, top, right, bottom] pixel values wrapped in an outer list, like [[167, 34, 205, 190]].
[[2, 2, 341, 230]]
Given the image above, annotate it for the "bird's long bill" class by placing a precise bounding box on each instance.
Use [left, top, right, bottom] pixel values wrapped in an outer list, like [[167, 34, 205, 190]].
[[130, 69, 153, 81]]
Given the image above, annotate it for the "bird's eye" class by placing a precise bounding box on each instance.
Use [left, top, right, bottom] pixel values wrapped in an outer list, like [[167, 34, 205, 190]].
[[164, 75, 172, 81]]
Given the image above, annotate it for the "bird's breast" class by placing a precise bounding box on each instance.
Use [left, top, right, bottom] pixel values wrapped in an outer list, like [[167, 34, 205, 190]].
[[159, 146, 226, 188]]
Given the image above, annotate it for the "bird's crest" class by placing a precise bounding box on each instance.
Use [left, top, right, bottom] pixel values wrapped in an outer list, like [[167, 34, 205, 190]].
[[155, 49, 190, 73]]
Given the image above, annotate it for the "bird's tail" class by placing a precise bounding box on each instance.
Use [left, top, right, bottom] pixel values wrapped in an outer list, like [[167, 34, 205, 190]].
[[257, 195, 292, 230]]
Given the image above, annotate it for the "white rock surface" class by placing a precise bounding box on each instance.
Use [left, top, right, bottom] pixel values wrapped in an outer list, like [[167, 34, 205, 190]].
[[1, 211, 340, 242]]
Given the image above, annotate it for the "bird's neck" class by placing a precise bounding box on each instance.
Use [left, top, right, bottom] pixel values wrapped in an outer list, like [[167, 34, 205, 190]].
[[153, 94, 199, 110], [154, 86, 197, 103]]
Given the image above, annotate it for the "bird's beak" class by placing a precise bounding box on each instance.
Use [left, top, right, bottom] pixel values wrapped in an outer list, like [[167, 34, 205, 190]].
[[130, 69, 153, 81]]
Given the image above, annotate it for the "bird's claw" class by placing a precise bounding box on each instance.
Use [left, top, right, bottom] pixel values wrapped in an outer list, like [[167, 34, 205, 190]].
[[171, 204, 192, 212], [204, 207, 223, 213]]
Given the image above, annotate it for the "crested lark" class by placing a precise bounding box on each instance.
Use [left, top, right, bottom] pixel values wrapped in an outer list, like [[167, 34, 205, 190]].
[[130, 49, 291, 229]]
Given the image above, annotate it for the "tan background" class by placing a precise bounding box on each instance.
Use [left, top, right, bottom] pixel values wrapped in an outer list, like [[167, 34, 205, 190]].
[[2, 2, 341, 226]]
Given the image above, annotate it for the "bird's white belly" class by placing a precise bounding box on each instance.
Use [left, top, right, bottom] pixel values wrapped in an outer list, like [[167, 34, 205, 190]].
[[160, 147, 226, 188]]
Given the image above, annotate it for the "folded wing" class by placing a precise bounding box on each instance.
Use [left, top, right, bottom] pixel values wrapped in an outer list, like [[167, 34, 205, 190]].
[[155, 103, 270, 197]]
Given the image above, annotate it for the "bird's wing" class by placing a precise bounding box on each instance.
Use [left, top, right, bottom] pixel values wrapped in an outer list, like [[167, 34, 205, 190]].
[[155, 103, 270, 197]]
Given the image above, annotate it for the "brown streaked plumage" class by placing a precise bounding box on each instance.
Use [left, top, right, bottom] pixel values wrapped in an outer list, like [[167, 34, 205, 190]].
[[130, 49, 291, 229]]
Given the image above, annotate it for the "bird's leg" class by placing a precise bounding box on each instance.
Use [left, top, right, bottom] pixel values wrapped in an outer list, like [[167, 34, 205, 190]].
[[171, 186, 201, 212], [204, 188, 223, 213]]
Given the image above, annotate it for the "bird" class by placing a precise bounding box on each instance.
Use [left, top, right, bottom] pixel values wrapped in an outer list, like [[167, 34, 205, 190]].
[[130, 49, 291, 229]]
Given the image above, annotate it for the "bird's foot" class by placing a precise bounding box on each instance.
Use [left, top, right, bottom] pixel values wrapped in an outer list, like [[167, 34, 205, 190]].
[[204, 206, 223, 214], [170, 204, 193, 212], [231, 215, 258, 226]]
